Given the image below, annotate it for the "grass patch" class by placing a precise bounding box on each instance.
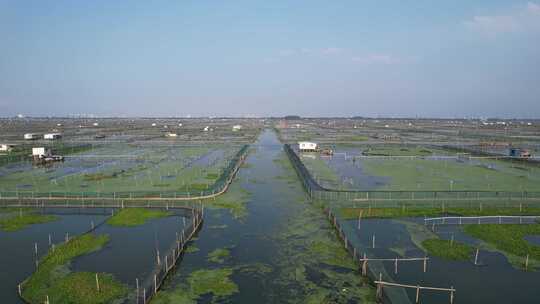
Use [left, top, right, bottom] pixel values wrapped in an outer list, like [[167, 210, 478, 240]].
[[107, 208, 172, 227], [422, 239, 473, 261], [0, 213, 58, 232], [339, 206, 540, 220], [463, 224, 540, 262], [22, 233, 127, 304]]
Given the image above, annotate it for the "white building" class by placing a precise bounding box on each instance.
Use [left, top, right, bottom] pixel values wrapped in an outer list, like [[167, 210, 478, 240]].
[[24, 133, 39, 140], [0, 144, 16, 152], [298, 141, 318, 152], [151, 123, 157, 127], [32, 147, 51, 158], [165, 132, 178, 137], [232, 125, 242, 131], [44, 133, 62, 140], [203, 126, 209, 132], [93, 122, 99, 127]]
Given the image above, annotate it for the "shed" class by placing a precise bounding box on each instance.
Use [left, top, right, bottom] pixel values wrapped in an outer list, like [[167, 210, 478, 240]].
[[32, 147, 51, 158], [24, 133, 39, 140], [298, 141, 318, 152], [44, 133, 62, 140], [0, 144, 16, 152]]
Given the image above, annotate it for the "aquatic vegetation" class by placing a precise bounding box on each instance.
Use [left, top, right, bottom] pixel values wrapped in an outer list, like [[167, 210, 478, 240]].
[[107, 208, 172, 227], [464, 224, 540, 266], [22, 233, 127, 304], [362, 156, 540, 191], [207, 248, 231, 264], [185, 245, 200, 254], [422, 239, 473, 261], [0, 213, 58, 232], [151, 268, 238, 304]]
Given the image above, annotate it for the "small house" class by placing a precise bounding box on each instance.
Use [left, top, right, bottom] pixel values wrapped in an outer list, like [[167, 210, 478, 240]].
[[298, 141, 318, 152], [165, 132, 178, 138], [44, 133, 62, 140], [32, 147, 51, 158], [232, 125, 242, 131], [0, 144, 16, 152], [24, 133, 39, 140], [92, 122, 99, 127], [509, 148, 531, 158]]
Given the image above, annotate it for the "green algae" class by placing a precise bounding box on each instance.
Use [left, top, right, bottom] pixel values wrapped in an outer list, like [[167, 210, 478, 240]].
[[207, 248, 231, 264], [151, 268, 238, 304], [203, 182, 251, 220]]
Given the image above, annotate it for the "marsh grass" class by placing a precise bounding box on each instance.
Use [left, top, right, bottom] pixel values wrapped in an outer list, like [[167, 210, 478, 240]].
[[422, 239, 473, 261], [464, 224, 540, 262], [107, 208, 172, 227], [339, 207, 540, 220], [22, 233, 127, 304], [0, 213, 58, 232]]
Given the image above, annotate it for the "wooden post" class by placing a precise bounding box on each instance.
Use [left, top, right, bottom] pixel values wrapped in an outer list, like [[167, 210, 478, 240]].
[[525, 254, 529, 271], [91, 220, 95, 230], [474, 248, 479, 265], [143, 289, 146, 304], [416, 285, 420, 303], [18, 284, 21, 296], [362, 253, 368, 276], [357, 210, 363, 230], [136, 278, 139, 301], [156, 249, 161, 265], [154, 274, 157, 294], [376, 273, 383, 300], [372, 234, 375, 249], [450, 235, 454, 247], [450, 286, 454, 304], [423, 256, 427, 273], [165, 255, 168, 271], [394, 257, 398, 274], [48, 234, 52, 247], [95, 273, 100, 292]]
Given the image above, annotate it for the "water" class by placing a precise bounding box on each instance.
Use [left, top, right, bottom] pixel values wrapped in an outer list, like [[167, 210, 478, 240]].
[[156, 129, 374, 303]]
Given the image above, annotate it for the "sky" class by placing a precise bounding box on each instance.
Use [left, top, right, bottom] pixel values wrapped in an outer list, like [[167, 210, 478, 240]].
[[1, 0, 539, 118]]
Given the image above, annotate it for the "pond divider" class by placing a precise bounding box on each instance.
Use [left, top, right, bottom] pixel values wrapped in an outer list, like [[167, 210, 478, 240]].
[[424, 215, 540, 226], [136, 206, 204, 304], [374, 279, 456, 304], [0, 144, 249, 201]]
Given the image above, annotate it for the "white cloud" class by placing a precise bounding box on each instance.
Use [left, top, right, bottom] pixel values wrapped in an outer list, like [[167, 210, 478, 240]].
[[351, 54, 401, 65], [528, 2, 540, 14], [464, 2, 540, 35]]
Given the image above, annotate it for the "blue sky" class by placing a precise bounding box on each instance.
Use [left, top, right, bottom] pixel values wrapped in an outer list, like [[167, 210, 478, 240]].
[[1, 0, 539, 117]]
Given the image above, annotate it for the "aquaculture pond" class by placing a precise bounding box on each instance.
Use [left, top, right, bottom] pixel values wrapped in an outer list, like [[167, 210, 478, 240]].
[[71, 208, 192, 301], [153, 130, 375, 303], [0, 143, 240, 194], [300, 145, 540, 191], [0, 208, 109, 304], [335, 215, 540, 304]]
